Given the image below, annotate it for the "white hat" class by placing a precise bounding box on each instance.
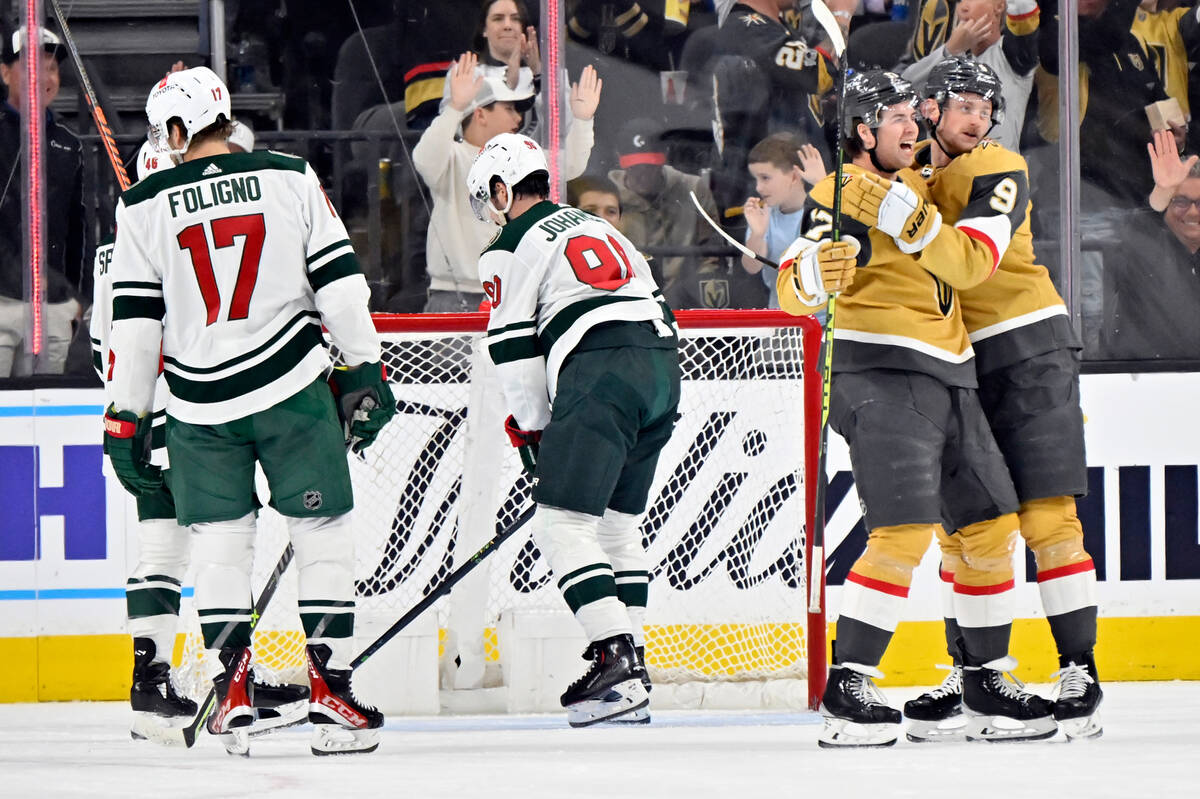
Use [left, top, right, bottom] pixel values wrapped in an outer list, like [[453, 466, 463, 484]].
[[462, 75, 535, 118], [136, 139, 175, 181], [4, 26, 66, 64], [466, 133, 548, 221], [145, 66, 231, 158]]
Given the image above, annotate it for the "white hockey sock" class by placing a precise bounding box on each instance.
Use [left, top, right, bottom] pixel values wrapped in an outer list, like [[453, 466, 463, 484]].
[[596, 508, 648, 647], [533, 505, 632, 643], [289, 513, 356, 670], [192, 513, 255, 669], [126, 517, 191, 663]]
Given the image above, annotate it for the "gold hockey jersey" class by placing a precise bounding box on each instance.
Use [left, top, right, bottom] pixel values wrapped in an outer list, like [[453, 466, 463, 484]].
[[1132, 6, 1200, 115], [778, 164, 997, 388], [918, 139, 1078, 374]]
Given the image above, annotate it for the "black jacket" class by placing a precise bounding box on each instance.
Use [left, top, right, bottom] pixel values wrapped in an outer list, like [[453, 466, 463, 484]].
[[0, 102, 86, 303]]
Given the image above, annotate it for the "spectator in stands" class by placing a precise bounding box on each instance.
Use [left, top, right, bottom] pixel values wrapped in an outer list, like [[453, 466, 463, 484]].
[[609, 117, 763, 308], [901, 0, 1040, 153], [1131, 0, 1200, 154], [0, 26, 85, 378], [413, 53, 599, 312], [1103, 130, 1200, 359], [568, 173, 623, 230], [568, 0, 690, 70], [708, 0, 840, 227], [740, 133, 826, 308]]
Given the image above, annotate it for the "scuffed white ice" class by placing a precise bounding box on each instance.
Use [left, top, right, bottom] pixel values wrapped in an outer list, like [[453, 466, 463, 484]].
[[0, 682, 1191, 798]]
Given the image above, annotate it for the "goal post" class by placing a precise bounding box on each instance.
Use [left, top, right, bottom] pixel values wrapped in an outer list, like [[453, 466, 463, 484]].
[[177, 309, 828, 711]]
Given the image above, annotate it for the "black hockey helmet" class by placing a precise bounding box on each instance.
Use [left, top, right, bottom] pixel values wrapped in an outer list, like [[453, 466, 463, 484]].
[[923, 56, 1005, 124], [842, 70, 918, 131]]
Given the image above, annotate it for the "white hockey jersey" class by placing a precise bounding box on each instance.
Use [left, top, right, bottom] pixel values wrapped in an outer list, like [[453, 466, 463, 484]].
[[107, 151, 380, 425], [478, 201, 675, 431], [90, 235, 170, 467]]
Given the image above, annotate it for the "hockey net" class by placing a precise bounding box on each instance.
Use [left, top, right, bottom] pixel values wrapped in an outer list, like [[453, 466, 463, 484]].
[[177, 309, 826, 710]]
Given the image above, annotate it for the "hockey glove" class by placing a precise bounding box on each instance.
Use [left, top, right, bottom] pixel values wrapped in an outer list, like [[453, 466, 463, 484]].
[[841, 172, 943, 254], [781, 236, 861, 303], [328, 361, 397, 454], [504, 415, 541, 476], [103, 405, 163, 497]]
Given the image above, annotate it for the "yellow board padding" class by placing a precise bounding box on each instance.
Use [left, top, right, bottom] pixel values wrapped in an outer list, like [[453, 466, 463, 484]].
[[4, 616, 1199, 702]]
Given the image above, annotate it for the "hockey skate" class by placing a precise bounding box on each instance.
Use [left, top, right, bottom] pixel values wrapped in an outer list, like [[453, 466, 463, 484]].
[[962, 652, 1056, 742], [561, 634, 649, 728], [206, 646, 256, 756], [129, 639, 199, 741], [903, 664, 965, 743], [601, 645, 652, 725], [817, 663, 901, 748], [1051, 651, 1103, 740], [307, 643, 383, 756]]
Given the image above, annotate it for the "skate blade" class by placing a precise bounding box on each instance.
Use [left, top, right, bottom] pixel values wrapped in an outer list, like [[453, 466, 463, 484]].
[[1059, 711, 1103, 741], [130, 713, 190, 747], [248, 700, 310, 737], [217, 728, 251, 757], [566, 680, 650, 728], [602, 706, 651, 725], [965, 712, 1058, 742], [817, 716, 898, 748], [310, 725, 380, 756], [904, 715, 967, 743]]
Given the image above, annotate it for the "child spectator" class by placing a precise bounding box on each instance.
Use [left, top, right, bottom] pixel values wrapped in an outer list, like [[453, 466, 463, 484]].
[[740, 133, 826, 308], [568, 174, 624, 230]]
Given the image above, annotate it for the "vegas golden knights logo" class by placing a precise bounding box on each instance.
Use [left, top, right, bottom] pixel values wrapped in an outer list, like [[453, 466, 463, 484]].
[[700, 278, 730, 308], [934, 275, 954, 315]]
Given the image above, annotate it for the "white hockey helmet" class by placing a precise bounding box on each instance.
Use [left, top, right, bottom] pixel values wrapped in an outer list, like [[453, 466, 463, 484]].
[[227, 119, 255, 152], [145, 66, 232, 158], [136, 139, 175, 181], [466, 133, 549, 222]]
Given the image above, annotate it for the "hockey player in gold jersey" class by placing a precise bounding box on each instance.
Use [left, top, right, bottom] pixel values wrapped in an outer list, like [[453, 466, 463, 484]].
[[902, 56, 1103, 742], [776, 70, 1054, 746]]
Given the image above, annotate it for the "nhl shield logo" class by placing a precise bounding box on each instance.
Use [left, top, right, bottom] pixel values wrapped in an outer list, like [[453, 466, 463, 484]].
[[303, 490, 323, 510]]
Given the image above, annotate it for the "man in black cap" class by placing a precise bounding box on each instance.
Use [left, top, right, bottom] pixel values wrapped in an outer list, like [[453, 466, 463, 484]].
[[608, 117, 765, 308], [0, 24, 86, 378]]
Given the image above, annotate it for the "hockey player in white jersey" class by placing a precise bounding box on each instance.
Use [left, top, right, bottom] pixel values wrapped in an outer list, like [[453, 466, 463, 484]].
[[104, 67, 395, 755], [468, 133, 680, 726], [92, 141, 308, 742]]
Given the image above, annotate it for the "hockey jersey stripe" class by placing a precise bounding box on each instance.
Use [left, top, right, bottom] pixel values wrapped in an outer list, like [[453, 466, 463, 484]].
[[307, 238, 353, 267], [164, 322, 323, 403], [113, 280, 164, 292], [561, 574, 618, 612], [967, 304, 1068, 343], [834, 328, 976, 364], [113, 295, 166, 321], [308, 251, 361, 292], [163, 310, 320, 374], [489, 334, 540, 365], [538, 295, 651, 352]]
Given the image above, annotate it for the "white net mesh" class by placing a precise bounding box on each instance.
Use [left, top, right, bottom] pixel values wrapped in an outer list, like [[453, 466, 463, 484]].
[[177, 311, 820, 705]]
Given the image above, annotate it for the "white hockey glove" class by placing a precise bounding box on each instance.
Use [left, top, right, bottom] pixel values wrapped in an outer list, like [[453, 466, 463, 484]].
[[841, 172, 942, 254], [781, 236, 861, 304]]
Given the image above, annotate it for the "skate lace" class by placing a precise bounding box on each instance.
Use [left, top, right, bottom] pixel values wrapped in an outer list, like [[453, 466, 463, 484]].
[[564, 644, 602, 695], [927, 664, 963, 699], [1049, 662, 1094, 701], [850, 672, 889, 707], [989, 669, 1031, 701]]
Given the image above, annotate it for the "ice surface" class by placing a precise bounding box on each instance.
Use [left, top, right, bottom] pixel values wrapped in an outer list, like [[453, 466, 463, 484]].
[[1, 682, 1191, 798]]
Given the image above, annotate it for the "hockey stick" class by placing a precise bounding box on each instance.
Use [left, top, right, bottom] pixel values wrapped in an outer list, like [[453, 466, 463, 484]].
[[804, 0, 847, 706], [688, 190, 780, 270], [351, 504, 536, 670], [48, 0, 131, 190], [131, 543, 295, 748]]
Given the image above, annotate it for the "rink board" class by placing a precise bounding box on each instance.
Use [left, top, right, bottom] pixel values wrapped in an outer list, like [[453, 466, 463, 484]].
[[2, 373, 1199, 701]]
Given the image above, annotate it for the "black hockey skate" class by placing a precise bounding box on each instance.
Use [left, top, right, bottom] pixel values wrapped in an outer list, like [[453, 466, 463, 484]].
[[817, 663, 901, 748], [561, 634, 649, 728], [247, 673, 310, 737], [1051, 651, 1103, 740], [601, 644, 652, 725], [903, 664, 965, 743], [130, 638, 197, 718], [961, 650, 1056, 742], [307, 643, 383, 756]]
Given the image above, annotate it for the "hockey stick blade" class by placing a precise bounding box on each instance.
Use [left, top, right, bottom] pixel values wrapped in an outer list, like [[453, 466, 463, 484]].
[[351, 505, 536, 671], [134, 544, 295, 749], [688, 191, 779, 270], [810, 0, 847, 59]]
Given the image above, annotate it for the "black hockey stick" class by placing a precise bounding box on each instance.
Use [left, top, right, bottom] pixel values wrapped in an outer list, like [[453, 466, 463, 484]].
[[805, 0, 848, 705], [351, 504, 536, 670], [131, 543, 295, 748], [48, 0, 131, 190]]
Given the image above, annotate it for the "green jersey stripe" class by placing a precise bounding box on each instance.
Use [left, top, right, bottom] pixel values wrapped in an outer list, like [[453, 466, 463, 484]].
[[308, 252, 362, 292], [488, 334, 540, 365], [113, 295, 166, 321], [122, 150, 306, 206], [538, 295, 642, 353], [165, 323, 324, 404], [561, 574, 617, 612], [112, 280, 163, 292], [486, 319, 538, 337], [306, 238, 353, 265], [163, 310, 320, 374]]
